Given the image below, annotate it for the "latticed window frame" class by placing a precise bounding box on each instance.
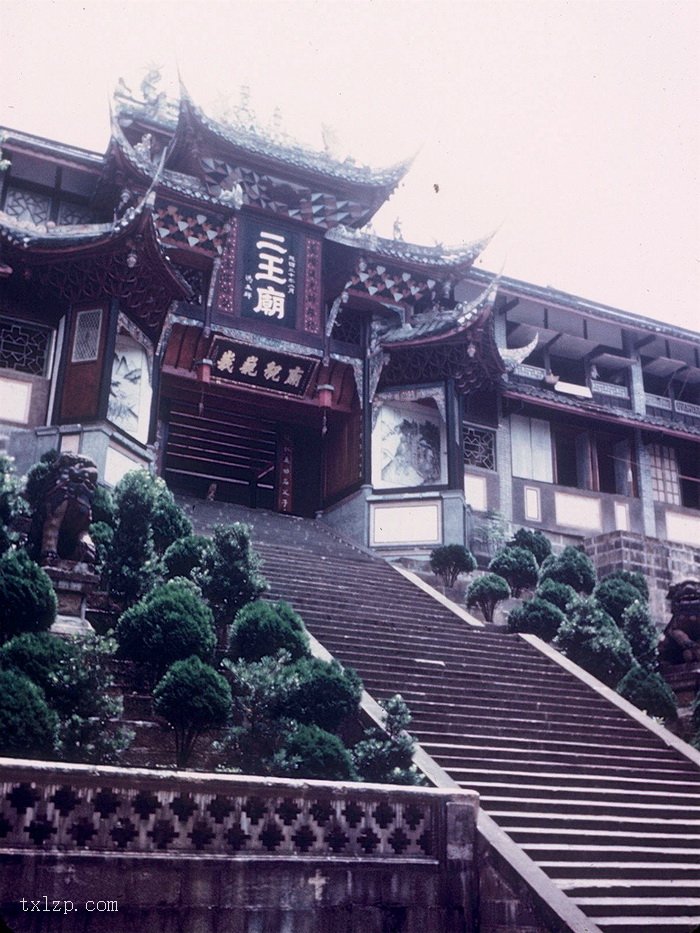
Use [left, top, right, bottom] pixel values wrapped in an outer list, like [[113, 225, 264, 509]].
[[71, 308, 103, 363], [463, 422, 497, 471], [648, 443, 681, 506], [0, 317, 53, 377], [3, 185, 52, 225]]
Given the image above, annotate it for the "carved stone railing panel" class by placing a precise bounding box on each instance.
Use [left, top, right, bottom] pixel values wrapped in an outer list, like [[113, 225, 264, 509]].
[[645, 392, 672, 411], [0, 761, 463, 862], [674, 399, 700, 418], [590, 380, 629, 400]]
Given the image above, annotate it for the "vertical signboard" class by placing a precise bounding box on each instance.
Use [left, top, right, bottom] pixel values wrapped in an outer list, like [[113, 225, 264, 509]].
[[240, 218, 300, 328], [277, 433, 294, 513]]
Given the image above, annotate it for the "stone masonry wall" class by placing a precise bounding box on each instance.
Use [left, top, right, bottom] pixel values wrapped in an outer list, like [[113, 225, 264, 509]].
[[0, 758, 478, 933], [585, 530, 700, 624]]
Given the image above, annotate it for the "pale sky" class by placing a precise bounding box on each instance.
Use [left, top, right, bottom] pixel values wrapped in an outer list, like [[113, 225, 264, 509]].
[[1, 0, 698, 330]]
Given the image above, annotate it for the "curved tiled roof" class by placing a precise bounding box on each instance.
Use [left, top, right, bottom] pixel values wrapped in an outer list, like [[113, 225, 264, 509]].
[[326, 224, 493, 271]]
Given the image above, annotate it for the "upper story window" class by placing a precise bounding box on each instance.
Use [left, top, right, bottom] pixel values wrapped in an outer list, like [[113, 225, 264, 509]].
[[0, 318, 52, 376], [1, 150, 96, 226], [463, 424, 496, 471]]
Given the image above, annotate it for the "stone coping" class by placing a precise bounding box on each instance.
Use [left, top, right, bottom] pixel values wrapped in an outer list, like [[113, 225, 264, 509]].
[[0, 757, 474, 863], [390, 564, 484, 627]]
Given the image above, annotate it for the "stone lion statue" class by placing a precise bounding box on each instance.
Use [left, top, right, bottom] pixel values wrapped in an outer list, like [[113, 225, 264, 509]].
[[658, 579, 700, 664], [36, 452, 99, 564]]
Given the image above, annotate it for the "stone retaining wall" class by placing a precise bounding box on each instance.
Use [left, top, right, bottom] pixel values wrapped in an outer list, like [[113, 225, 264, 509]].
[[0, 758, 478, 933], [584, 530, 700, 623]]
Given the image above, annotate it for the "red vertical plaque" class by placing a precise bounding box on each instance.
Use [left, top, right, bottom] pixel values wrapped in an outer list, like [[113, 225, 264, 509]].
[[277, 433, 294, 513]]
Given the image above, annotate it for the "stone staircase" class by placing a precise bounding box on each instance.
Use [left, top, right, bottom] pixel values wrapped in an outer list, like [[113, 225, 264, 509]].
[[183, 498, 700, 933]]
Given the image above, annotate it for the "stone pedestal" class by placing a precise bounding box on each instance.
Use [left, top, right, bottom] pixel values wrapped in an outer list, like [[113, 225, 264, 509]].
[[44, 560, 100, 634]]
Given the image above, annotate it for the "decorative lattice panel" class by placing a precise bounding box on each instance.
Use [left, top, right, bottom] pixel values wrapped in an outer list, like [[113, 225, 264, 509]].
[[463, 425, 496, 470], [3, 186, 51, 225], [0, 780, 436, 860], [71, 309, 102, 362], [0, 320, 51, 376]]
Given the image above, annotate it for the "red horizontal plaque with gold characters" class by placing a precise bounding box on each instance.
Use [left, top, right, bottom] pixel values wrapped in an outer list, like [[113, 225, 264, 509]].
[[210, 338, 318, 397]]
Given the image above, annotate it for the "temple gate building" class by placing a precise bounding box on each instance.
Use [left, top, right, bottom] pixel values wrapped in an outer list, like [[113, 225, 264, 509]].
[[1, 75, 699, 612]]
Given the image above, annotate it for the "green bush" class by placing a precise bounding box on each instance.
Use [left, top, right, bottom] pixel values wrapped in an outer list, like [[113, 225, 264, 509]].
[[539, 546, 596, 594], [429, 544, 476, 587], [0, 631, 131, 763], [488, 546, 539, 596], [91, 484, 116, 527], [619, 600, 659, 671], [116, 578, 216, 682], [221, 653, 294, 774], [601, 569, 649, 602], [108, 470, 158, 605], [274, 723, 357, 781], [0, 669, 57, 757], [465, 573, 511, 623], [617, 664, 677, 720], [154, 656, 232, 768], [535, 578, 577, 613], [277, 657, 362, 731], [0, 454, 28, 555], [507, 528, 552, 566], [554, 597, 635, 686], [196, 523, 267, 629], [507, 597, 565, 642], [352, 695, 424, 785], [162, 534, 211, 580], [0, 549, 56, 643], [88, 521, 114, 571], [228, 600, 309, 663], [593, 577, 644, 625], [151, 478, 193, 554]]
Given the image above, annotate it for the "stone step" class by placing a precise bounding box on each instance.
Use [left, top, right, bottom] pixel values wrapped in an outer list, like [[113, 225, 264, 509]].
[[489, 810, 700, 835], [523, 843, 700, 864], [541, 862, 700, 881], [422, 741, 681, 769], [455, 770, 696, 794], [502, 826, 700, 849], [467, 780, 700, 807], [592, 917, 700, 932], [573, 896, 700, 919], [482, 796, 700, 819], [414, 731, 670, 758], [560, 879, 700, 898], [432, 752, 690, 778], [408, 711, 643, 742]]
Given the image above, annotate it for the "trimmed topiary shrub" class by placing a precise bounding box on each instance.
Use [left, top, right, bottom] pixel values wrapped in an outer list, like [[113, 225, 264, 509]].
[[539, 546, 596, 594], [535, 578, 577, 613], [88, 520, 114, 572], [228, 600, 309, 663], [0, 454, 28, 555], [488, 546, 539, 597], [91, 484, 116, 527], [617, 664, 677, 720], [277, 657, 362, 731], [429, 544, 476, 588], [506, 528, 552, 566], [154, 656, 232, 768], [0, 632, 131, 763], [107, 470, 157, 605], [507, 596, 566, 642], [601, 569, 649, 603], [196, 523, 267, 629], [619, 600, 659, 671], [593, 577, 644, 625], [0, 549, 56, 643], [465, 573, 511, 623], [162, 534, 211, 580], [352, 695, 424, 785], [151, 478, 193, 554], [274, 723, 357, 781], [554, 597, 635, 687], [0, 668, 58, 757], [116, 578, 216, 682]]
